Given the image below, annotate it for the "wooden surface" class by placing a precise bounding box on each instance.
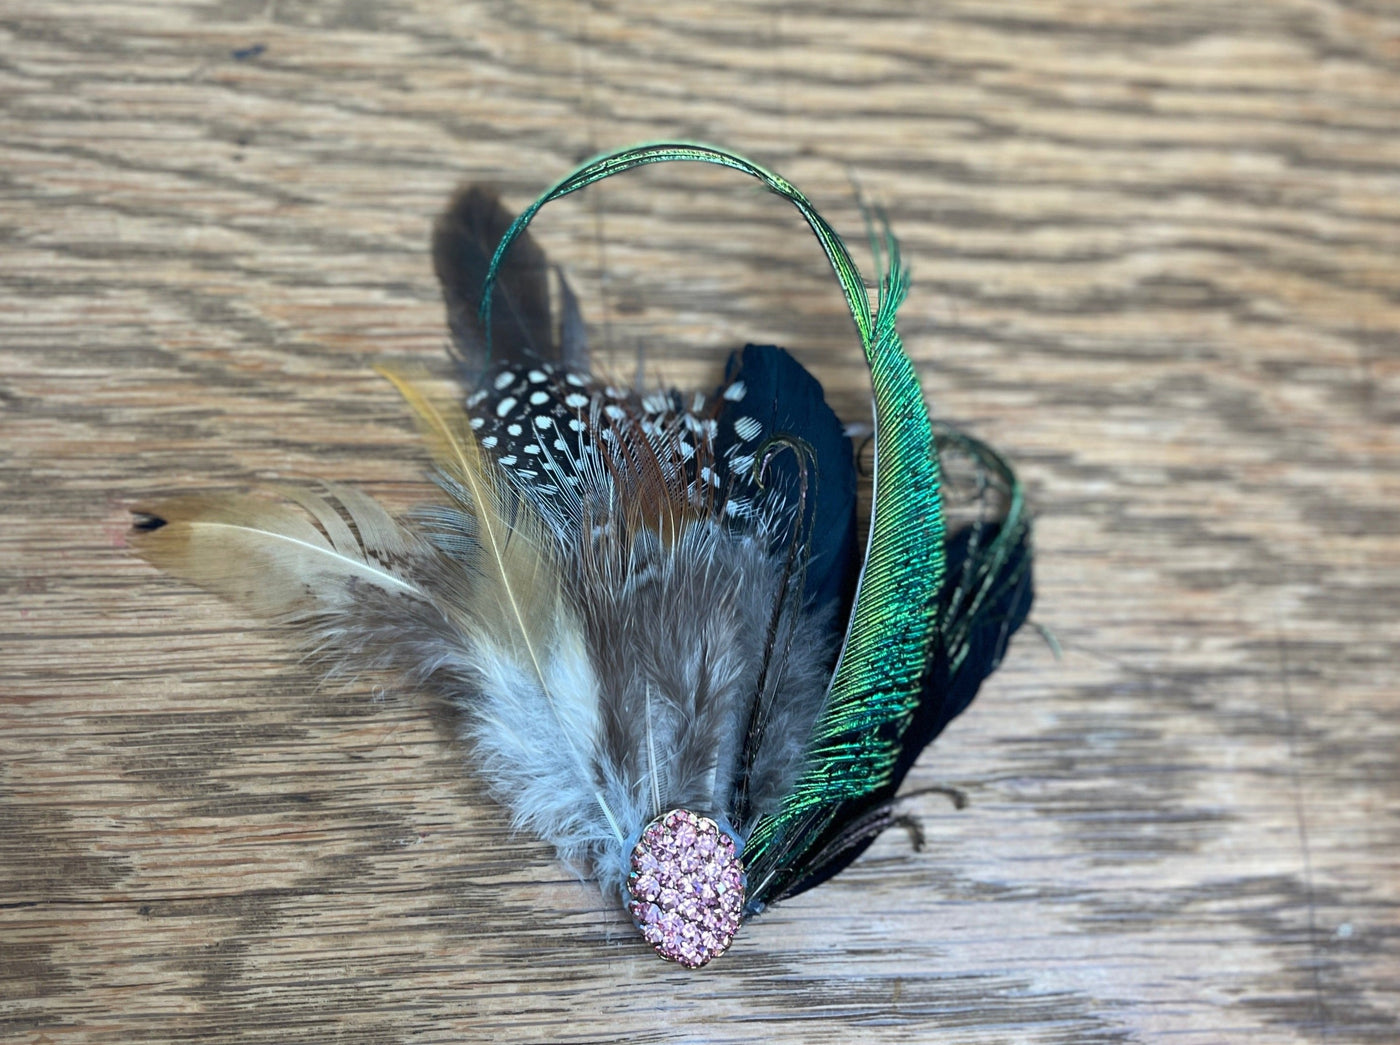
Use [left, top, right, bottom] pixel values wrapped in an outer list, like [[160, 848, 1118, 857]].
[[3, 1, 1398, 1042]]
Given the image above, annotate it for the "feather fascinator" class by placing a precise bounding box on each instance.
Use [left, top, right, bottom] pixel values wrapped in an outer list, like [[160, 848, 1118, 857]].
[[132, 144, 1033, 968]]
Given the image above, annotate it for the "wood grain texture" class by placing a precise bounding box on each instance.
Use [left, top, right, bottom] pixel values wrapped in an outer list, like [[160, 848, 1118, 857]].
[[3, 1, 1398, 1041]]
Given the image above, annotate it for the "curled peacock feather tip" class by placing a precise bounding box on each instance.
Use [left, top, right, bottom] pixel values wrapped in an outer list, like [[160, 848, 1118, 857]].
[[131, 144, 1034, 967]]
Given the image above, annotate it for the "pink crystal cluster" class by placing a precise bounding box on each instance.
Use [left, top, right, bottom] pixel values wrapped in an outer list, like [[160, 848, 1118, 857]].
[[627, 809, 744, 968]]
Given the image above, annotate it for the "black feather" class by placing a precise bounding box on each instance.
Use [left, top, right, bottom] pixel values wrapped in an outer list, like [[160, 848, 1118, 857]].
[[433, 185, 587, 372], [712, 345, 859, 618]]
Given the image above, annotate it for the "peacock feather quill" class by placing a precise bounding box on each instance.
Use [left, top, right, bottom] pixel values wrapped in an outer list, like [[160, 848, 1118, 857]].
[[132, 143, 1033, 968]]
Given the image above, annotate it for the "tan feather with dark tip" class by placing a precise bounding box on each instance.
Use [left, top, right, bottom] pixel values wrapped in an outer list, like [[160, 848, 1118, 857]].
[[130, 486, 424, 620]]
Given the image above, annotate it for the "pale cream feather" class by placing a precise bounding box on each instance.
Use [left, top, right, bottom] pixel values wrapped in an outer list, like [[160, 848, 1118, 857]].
[[130, 485, 423, 620]]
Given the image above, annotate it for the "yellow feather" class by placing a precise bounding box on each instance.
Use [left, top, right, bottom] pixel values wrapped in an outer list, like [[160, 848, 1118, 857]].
[[373, 371, 558, 652]]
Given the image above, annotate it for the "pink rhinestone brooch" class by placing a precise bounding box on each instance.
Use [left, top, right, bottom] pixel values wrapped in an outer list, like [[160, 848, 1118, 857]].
[[627, 809, 745, 968]]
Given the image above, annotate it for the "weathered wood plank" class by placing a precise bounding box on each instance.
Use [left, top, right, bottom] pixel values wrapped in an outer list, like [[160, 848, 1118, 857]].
[[2, 1, 1397, 1042]]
